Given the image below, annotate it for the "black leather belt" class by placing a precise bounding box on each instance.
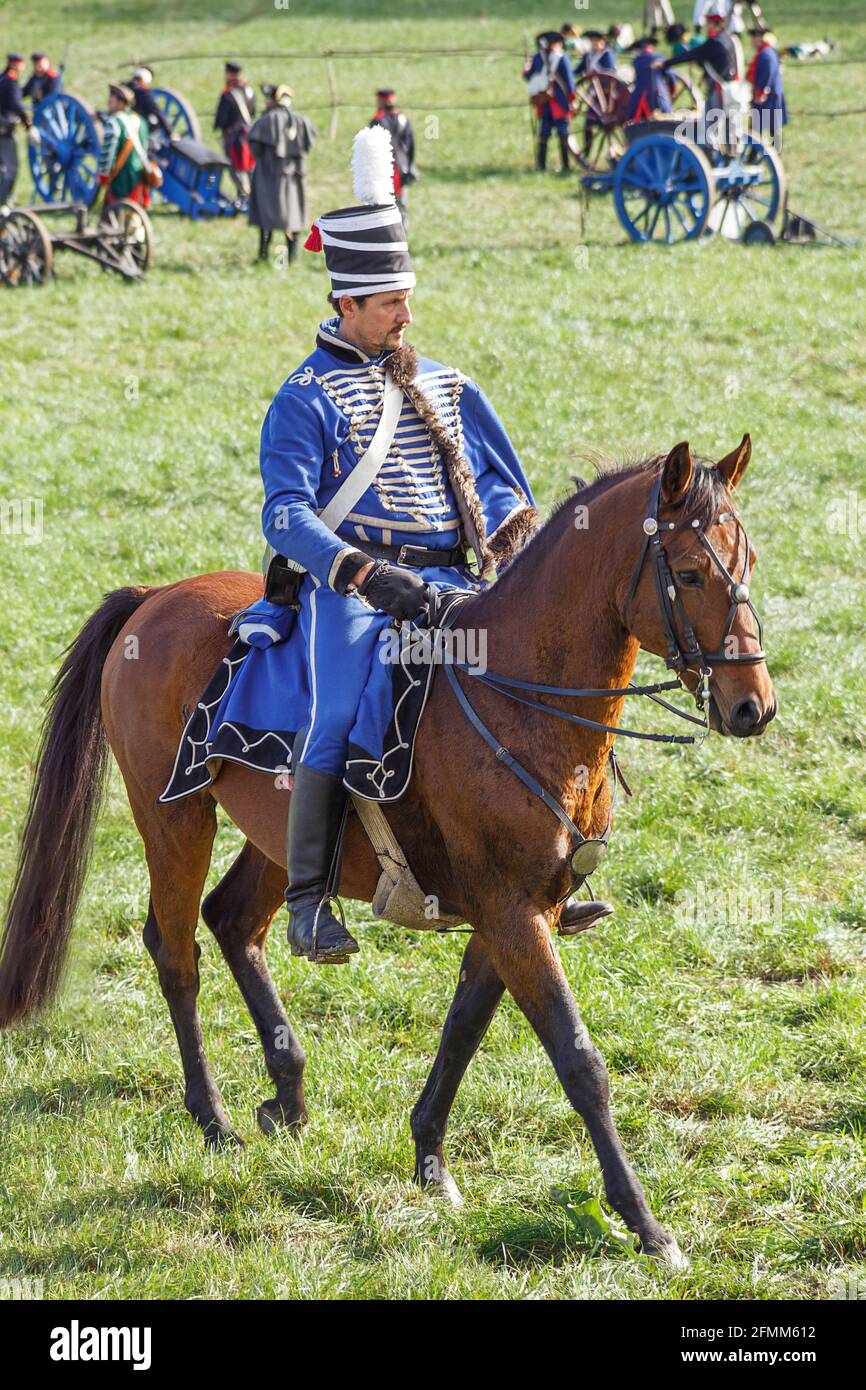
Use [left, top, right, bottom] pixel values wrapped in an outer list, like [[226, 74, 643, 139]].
[[360, 540, 470, 570]]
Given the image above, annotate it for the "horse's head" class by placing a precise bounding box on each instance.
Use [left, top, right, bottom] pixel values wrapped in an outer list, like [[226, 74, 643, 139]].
[[621, 436, 777, 738]]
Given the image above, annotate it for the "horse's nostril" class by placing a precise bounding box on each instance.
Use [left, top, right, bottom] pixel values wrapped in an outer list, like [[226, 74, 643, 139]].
[[730, 697, 762, 731]]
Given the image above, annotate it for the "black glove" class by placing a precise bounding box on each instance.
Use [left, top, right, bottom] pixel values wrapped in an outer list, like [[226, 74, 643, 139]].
[[358, 561, 429, 620]]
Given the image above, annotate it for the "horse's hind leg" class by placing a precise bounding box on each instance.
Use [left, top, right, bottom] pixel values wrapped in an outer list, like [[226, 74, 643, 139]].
[[482, 905, 688, 1268], [411, 934, 505, 1206], [139, 796, 240, 1147], [202, 840, 307, 1136]]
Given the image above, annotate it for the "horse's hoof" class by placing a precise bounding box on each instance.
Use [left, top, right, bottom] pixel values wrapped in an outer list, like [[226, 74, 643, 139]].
[[439, 1172, 465, 1208], [424, 1169, 464, 1209], [257, 1099, 308, 1137], [204, 1124, 244, 1150], [643, 1235, 690, 1270]]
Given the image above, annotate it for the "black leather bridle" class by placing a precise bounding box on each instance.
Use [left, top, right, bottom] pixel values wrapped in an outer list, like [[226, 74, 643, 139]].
[[433, 471, 767, 883], [623, 472, 766, 710]]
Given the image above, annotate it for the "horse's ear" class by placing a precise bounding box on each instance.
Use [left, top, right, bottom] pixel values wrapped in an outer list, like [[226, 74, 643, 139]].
[[660, 441, 693, 505], [717, 433, 752, 490]]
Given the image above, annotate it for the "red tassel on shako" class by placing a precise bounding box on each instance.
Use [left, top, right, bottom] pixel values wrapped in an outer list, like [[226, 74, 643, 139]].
[[304, 223, 322, 252]]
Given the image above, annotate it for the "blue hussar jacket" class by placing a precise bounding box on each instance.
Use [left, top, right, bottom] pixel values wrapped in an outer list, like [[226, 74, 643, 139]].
[[260, 319, 535, 590]]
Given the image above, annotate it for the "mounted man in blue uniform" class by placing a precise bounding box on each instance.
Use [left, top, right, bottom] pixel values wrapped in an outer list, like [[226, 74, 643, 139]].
[[260, 126, 542, 963]]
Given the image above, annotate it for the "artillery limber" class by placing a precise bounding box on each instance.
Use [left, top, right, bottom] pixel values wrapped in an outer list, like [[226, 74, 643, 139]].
[[151, 136, 241, 218], [0, 199, 153, 287]]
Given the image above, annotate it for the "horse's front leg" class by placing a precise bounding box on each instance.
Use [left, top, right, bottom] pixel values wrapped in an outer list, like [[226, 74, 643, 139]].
[[411, 933, 505, 1206], [481, 906, 688, 1267]]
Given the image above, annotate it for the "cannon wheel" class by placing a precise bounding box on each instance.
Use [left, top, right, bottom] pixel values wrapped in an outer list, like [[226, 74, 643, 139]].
[[669, 72, 704, 114], [149, 86, 202, 145], [0, 208, 54, 286], [614, 134, 715, 243], [568, 72, 631, 173], [709, 133, 786, 240], [99, 199, 154, 276], [29, 91, 103, 207]]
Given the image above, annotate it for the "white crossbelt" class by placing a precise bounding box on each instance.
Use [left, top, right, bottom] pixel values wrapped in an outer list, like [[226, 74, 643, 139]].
[[263, 370, 405, 577], [319, 373, 404, 529]]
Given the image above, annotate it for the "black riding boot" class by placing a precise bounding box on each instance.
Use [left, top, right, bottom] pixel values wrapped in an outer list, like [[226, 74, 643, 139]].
[[286, 234, 297, 263], [537, 136, 549, 171], [558, 132, 571, 173], [258, 228, 272, 261], [285, 763, 359, 964], [558, 896, 613, 935]]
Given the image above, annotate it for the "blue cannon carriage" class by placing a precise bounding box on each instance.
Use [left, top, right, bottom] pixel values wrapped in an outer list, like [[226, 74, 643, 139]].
[[27, 82, 244, 217], [582, 114, 785, 245]]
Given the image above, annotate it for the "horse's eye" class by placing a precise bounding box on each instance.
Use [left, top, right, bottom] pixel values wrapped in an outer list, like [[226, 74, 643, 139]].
[[676, 571, 703, 588]]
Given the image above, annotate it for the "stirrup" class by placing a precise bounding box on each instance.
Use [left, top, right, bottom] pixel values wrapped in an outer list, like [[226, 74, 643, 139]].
[[287, 890, 358, 965]]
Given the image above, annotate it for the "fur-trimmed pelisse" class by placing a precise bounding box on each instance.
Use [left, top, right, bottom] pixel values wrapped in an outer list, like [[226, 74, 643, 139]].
[[387, 344, 540, 579]]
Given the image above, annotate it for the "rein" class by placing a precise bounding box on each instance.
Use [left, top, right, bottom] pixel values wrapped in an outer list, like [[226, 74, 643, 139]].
[[432, 470, 766, 883]]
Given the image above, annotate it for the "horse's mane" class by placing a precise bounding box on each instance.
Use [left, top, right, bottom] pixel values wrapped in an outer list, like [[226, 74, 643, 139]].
[[494, 453, 727, 595]]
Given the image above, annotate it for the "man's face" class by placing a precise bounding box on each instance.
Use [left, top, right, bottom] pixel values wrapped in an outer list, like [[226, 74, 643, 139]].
[[35, 57, 48, 74], [11, 60, 25, 77], [341, 290, 413, 355], [108, 93, 124, 112], [591, 37, 606, 53]]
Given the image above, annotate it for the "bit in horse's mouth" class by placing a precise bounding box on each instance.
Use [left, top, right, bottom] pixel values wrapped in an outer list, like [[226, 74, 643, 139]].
[[709, 693, 776, 739]]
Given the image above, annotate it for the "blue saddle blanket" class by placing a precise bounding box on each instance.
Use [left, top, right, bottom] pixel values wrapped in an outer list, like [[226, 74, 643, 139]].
[[159, 587, 473, 805]]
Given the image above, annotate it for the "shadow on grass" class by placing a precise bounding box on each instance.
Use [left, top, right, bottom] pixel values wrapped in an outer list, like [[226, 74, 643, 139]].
[[5, 1068, 174, 1115], [473, 1215, 587, 1268], [422, 164, 529, 183], [49, 1172, 356, 1227], [815, 1101, 866, 1138]]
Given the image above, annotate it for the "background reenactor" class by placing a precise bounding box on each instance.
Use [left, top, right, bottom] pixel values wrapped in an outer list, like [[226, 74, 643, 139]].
[[626, 35, 673, 122], [248, 83, 316, 264], [0, 54, 31, 207], [747, 28, 787, 147], [370, 88, 416, 224], [575, 30, 617, 77], [663, 11, 739, 118], [644, 1, 676, 29], [214, 61, 256, 198], [97, 83, 152, 206], [22, 51, 58, 106], [129, 66, 173, 143], [522, 31, 576, 174]]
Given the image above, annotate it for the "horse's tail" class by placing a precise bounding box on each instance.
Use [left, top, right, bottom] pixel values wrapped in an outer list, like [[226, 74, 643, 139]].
[[0, 586, 154, 1027]]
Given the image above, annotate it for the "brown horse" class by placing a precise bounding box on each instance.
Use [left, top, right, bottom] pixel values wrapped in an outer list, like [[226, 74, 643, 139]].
[[0, 438, 775, 1266]]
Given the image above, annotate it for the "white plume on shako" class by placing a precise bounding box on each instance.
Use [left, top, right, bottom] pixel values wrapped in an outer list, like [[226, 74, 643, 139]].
[[351, 123, 397, 205]]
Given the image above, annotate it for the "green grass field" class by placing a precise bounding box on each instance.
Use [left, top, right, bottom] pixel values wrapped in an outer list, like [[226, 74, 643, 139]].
[[1, 0, 865, 1300]]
